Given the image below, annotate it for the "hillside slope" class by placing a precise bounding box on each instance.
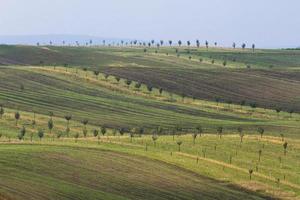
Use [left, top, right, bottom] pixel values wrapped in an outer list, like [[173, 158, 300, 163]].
[[0, 45, 299, 112]]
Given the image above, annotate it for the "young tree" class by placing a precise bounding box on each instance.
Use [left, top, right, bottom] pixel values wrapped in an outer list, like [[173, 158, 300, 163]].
[[81, 119, 89, 129], [134, 82, 142, 90], [275, 108, 281, 117], [187, 41, 191, 47], [94, 71, 100, 79], [119, 128, 125, 137], [48, 119, 54, 134], [129, 128, 135, 142], [49, 111, 54, 120], [20, 126, 26, 139], [178, 40, 182, 47], [217, 126, 223, 139], [283, 142, 288, 156], [257, 127, 264, 138], [159, 88, 163, 96], [100, 126, 107, 138], [237, 127, 244, 143], [74, 132, 79, 143], [192, 133, 197, 145], [64, 115, 72, 129], [125, 80, 132, 88], [0, 105, 4, 119], [177, 141, 183, 152], [15, 112, 20, 126], [196, 40, 200, 48], [288, 109, 294, 118], [196, 125, 203, 137], [168, 40, 172, 46], [249, 169, 253, 180], [152, 134, 158, 146], [223, 60, 227, 67], [115, 76, 121, 82], [205, 40, 209, 50], [258, 149, 262, 162], [83, 67, 88, 79], [38, 130, 44, 141], [160, 40, 164, 46], [232, 42, 236, 49], [242, 43, 246, 50], [93, 129, 99, 137], [252, 44, 255, 52], [147, 85, 153, 93]]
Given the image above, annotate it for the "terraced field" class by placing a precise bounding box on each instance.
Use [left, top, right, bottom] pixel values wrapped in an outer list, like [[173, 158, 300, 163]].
[[0, 144, 274, 200], [1, 45, 299, 112]]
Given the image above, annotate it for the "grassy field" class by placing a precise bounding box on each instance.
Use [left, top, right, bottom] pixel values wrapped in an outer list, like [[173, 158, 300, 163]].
[[0, 45, 299, 199], [1, 45, 300, 112]]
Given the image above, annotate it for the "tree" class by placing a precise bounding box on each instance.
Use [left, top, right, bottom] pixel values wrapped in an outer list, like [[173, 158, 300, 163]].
[[159, 88, 163, 96], [64, 115, 72, 129], [217, 126, 223, 139], [252, 44, 255, 52], [283, 142, 288, 155], [147, 85, 153, 93], [81, 119, 89, 129], [196, 125, 203, 137], [196, 40, 200, 48], [20, 126, 26, 139], [129, 128, 135, 142], [83, 67, 88, 79], [119, 128, 125, 136], [240, 100, 246, 109], [100, 126, 107, 138], [192, 133, 197, 145], [125, 80, 132, 87], [258, 149, 262, 162], [223, 60, 227, 67], [74, 132, 79, 143], [205, 41, 209, 50], [177, 141, 183, 152], [82, 127, 88, 137], [232, 42, 236, 49], [115, 77, 121, 82], [38, 130, 44, 141], [94, 71, 100, 79], [237, 127, 244, 143], [0, 105, 4, 119], [168, 40, 172, 46], [242, 43, 246, 50], [134, 82, 142, 90], [214, 42, 217, 47], [49, 111, 54, 120], [160, 40, 164, 46], [48, 119, 54, 134], [275, 108, 281, 117], [178, 40, 182, 47], [15, 112, 20, 126], [249, 169, 253, 180], [93, 129, 99, 137], [250, 102, 257, 111], [288, 109, 294, 118], [257, 127, 264, 138], [187, 41, 191, 47], [152, 134, 158, 146]]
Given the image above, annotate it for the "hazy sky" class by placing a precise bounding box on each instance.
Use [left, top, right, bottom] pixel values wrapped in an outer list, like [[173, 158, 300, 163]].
[[0, 0, 300, 47]]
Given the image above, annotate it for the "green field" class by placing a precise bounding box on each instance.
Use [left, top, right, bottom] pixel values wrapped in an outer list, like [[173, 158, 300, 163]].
[[0, 45, 299, 199]]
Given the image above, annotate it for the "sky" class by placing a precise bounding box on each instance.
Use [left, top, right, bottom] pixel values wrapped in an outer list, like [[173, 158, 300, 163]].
[[0, 0, 300, 48]]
